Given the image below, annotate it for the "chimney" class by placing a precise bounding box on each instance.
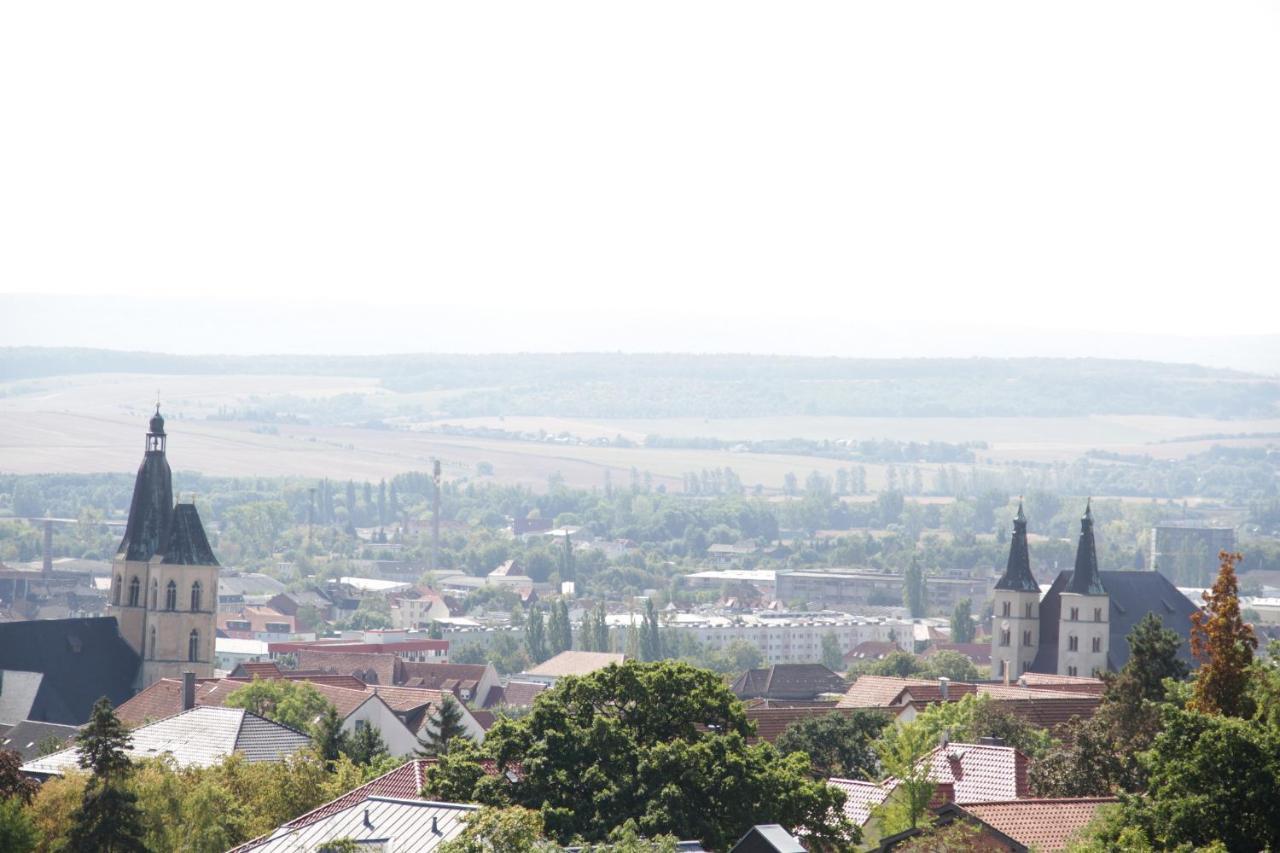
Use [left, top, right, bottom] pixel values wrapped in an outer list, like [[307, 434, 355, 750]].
[[431, 815, 440, 835], [939, 727, 950, 748], [938, 676, 949, 700], [182, 671, 196, 711]]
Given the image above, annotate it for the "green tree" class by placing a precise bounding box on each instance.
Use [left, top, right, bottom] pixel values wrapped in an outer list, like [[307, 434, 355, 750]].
[[526, 605, 549, 664], [424, 661, 852, 849], [312, 705, 349, 766], [774, 710, 889, 779], [1190, 550, 1257, 718], [920, 650, 979, 683], [417, 695, 470, 756], [438, 806, 556, 853], [869, 651, 927, 678], [949, 598, 975, 643], [1104, 707, 1280, 851], [904, 558, 926, 618], [820, 632, 845, 673], [68, 697, 147, 852], [547, 602, 569, 656], [640, 599, 663, 662], [870, 719, 936, 836], [0, 797, 37, 853], [224, 678, 334, 733], [345, 723, 388, 767], [591, 601, 610, 652]]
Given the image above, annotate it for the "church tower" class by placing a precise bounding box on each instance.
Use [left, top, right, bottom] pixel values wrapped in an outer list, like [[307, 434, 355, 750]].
[[109, 408, 219, 687], [1057, 501, 1110, 677], [991, 502, 1041, 680]]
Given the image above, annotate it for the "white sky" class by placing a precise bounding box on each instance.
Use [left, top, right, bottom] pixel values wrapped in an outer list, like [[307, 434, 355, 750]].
[[1, 1, 1279, 351]]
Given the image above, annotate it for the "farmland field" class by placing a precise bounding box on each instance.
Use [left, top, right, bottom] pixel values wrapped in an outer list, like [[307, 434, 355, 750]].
[[3, 372, 1279, 491]]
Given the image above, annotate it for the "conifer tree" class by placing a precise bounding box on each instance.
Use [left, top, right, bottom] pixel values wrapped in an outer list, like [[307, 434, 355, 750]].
[[950, 598, 975, 643], [640, 599, 663, 662], [904, 558, 926, 618], [1190, 550, 1257, 717], [67, 697, 146, 852], [312, 705, 348, 766], [593, 601, 610, 653], [547, 602, 568, 656], [417, 695, 469, 756], [555, 599, 572, 653]]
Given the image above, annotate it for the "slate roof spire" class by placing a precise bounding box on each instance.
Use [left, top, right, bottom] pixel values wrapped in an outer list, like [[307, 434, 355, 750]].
[[995, 499, 1039, 592], [115, 410, 221, 565], [118, 409, 174, 562], [1068, 499, 1106, 595]]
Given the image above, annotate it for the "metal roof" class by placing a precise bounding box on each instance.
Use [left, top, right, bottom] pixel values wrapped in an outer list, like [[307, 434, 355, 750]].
[[238, 797, 477, 852]]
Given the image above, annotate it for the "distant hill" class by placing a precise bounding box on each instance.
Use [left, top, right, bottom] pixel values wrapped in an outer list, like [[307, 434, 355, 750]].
[[3, 348, 1277, 420]]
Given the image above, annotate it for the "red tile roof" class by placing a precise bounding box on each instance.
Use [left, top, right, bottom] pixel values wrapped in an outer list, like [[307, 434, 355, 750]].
[[827, 778, 890, 827], [497, 680, 547, 708], [836, 676, 935, 708], [961, 798, 1117, 851], [843, 641, 900, 663], [923, 742, 1029, 804], [746, 706, 889, 743], [115, 677, 384, 726], [295, 650, 400, 685], [1011, 672, 1107, 695]]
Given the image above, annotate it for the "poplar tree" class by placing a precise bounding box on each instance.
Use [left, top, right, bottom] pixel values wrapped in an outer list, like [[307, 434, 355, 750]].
[[526, 605, 549, 664]]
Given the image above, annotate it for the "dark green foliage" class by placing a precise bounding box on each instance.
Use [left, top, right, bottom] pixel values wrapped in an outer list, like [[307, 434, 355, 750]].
[[0, 796, 37, 853], [640, 599, 663, 662], [1108, 707, 1280, 851], [774, 710, 889, 779], [820, 632, 844, 673], [312, 705, 348, 766], [417, 696, 470, 756], [423, 661, 852, 849], [904, 559, 925, 618], [526, 605, 548, 664], [0, 749, 39, 805], [345, 723, 388, 767], [68, 697, 146, 852], [867, 651, 927, 679], [950, 598, 975, 643]]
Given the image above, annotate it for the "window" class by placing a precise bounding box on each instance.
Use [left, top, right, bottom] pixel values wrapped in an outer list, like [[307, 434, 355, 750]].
[[1070, 607, 1079, 622], [113, 575, 122, 605], [150, 579, 158, 610], [1000, 629, 1011, 647], [165, 580, 177, 611], [1092, 637, 1102, 653], [1001, 601, 1011, 617], [998, 660, 1007, 678], [190, 581, 202, 612], [188, 630, 200, 662], [1025, 602, 1034, 619], [149, 626, 156, 660], [1020, 661, 1030, 674], [128, 576, 140, 607], [1068, 635, 1079, 652], [1094, 607, 1102, 623], [1067, 665, 1078, 677], [1022, 630, 1032, 647]]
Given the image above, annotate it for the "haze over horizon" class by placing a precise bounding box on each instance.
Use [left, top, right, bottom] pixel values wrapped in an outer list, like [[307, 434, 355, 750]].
[[3, 1, 1279, 364]]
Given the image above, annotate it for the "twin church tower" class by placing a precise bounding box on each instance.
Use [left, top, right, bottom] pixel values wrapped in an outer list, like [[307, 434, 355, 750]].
[[108, 409, 218, 687], [991, 502, 1110, 679]]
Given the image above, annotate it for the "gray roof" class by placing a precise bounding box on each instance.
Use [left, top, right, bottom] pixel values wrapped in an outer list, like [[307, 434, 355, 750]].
[[219, 574, 288, 598], [1031, 570, 1199, 674], [21, 705, 310, 776], [995, 504, 1039, 593], [0, 719, 78, 761], [0, 669, 43, 726], [0, 618, 140, 725], [237, 797, 477, 852], [730, 824, 807, 852]]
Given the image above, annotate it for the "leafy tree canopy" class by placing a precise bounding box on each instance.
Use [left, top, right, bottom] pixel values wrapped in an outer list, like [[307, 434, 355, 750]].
[[224, 677, 334, 733]]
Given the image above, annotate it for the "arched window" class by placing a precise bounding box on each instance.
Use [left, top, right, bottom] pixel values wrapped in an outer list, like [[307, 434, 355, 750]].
[[165, 580, 177, 611], [128, 576, 140, 607], [188, 629, 200, 663], [113, 575, 122, 605], [149, 626, 156, 659], [150, 579, 158, 610], [190, 581, 202, 612]]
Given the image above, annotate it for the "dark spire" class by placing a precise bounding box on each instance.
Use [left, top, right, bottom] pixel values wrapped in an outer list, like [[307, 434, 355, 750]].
[[995, 499, 1039, 592], [118, 411, 173, 562], [1068, 499, 1106, 595]]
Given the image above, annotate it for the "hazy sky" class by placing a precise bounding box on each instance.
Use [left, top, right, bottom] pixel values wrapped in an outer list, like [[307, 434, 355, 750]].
[[2, 1, 1278, 352]]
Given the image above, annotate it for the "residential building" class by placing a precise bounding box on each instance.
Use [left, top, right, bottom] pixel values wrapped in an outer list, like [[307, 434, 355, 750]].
[[520, 651, 625, 685], [108, 409, 219, 688], [730, 664, 846, 700], [0, 720, 78, 761], [22, 705, 311, 777], [777, 569, 990, 614]]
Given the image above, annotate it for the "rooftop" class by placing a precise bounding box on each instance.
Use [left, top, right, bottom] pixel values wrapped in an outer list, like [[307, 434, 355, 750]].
[[523, 651, 625, 679], [961, 798, 1118, 851]]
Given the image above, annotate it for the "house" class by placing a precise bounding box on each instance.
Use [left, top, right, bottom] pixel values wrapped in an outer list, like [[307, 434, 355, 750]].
[[519, 651, 625, 686], [729, 824, 806, 852], [488, 559, 526, 579], [216, 573, 288, 612], [829, 740, 1032, 830], [0, 720, 78, 761], [494, 680, 548, 709], [266, 588, 335, 626], [22, 705, 311, 777], [844, 641, 901, 667], [991, 502, 1199, 679], [0, 617, 141, 725], [232, 796, 476, 851], [879, 798, 1117, 852], [745, 706, 890, 744], [398, 662, 502, 706], [391, 588, 451, 629], [731, 664, 846, 701], [217, 605, 297, 640], [708, 543, 760, 565]]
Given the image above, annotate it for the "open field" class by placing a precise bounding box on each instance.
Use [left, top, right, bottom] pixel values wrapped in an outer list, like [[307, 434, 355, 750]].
[[3, 373, 1279, 490]]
